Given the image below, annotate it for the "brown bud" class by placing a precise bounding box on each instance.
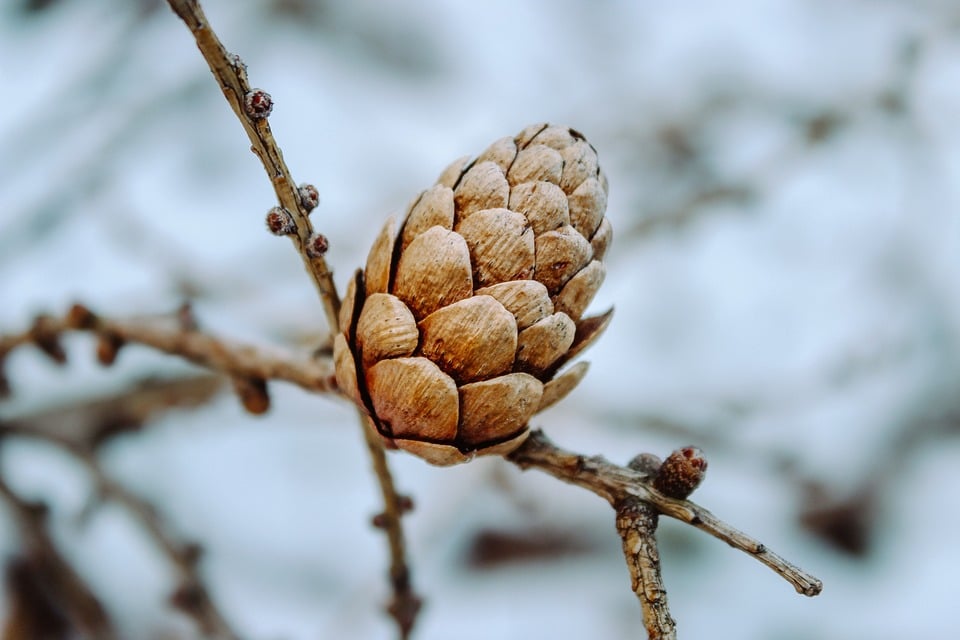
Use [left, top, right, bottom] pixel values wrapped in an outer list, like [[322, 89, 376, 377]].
[[307, 233, 329, 257], [653, 446, 707, 499], [266, 207, 295, 236], [29, 315, 66, 364], [298, 183, 320, 212], [95, 333, 124, 366], [334, 124, 613, 465], [66, 303, 97, 329], [243, 89, 273, 119], [233, 376, 270, 415]]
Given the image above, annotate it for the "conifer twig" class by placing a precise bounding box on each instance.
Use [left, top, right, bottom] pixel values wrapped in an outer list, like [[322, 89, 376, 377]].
[[164, 2, 420, 635], [509, 430, 823, 598]]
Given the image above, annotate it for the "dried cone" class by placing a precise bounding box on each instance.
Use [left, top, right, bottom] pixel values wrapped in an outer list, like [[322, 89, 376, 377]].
[[335, 124, 613, 465]]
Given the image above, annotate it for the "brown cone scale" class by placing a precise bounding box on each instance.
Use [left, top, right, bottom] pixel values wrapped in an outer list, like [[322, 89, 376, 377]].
[[335, 124, 613, 465]]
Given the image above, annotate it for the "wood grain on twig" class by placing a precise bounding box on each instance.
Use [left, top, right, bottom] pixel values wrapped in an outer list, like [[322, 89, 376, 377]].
[[509, 430, 823, 597]]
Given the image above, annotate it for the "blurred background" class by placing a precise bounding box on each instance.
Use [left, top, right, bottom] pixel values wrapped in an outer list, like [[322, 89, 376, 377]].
[[2, 0, 959, 638]]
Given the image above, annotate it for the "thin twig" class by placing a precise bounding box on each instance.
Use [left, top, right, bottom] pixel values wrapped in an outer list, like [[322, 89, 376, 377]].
[[1, 304, 336, 398], [616, 499, 675, 640], [166, 0, 339, 333], [508, 430, 823, 597], [0, 473, 116, 639], [0, 374, 222, 449], [164, 2, 420, 635], [361, 418, 422, 638], [68, 432, 239, 639]]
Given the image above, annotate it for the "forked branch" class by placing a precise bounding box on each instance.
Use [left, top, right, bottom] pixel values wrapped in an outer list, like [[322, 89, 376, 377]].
[[509, 430, 823, 598], [164, 1, 420, 634]]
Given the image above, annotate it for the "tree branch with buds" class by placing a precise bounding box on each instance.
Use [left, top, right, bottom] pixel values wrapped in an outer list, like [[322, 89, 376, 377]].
[[164, 0, 421, 634]]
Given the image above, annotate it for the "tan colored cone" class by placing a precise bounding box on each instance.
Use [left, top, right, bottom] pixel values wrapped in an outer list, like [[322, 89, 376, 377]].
[[335, 124, 613, 465]]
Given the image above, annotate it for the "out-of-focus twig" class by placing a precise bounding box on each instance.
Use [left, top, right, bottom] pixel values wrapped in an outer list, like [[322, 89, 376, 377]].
[[78, 437, 239, 638], [0, 475, 116, 639], [1, 356, 244, 637], [0, 374, 222, 449]]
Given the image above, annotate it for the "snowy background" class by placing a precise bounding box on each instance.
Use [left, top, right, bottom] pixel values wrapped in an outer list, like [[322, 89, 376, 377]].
[[2, 0, 959, 637]]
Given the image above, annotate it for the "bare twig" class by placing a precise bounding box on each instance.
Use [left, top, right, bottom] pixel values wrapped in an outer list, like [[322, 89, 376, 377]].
[[508, 430, 823, 598], [165, 0, 339, 332], [361, 416, 422, 637], [0, 474, 116, 639], [1, 358, 244, 637], [616, 500, 675, 640], [4, 303, 334, 392], [78, 438, 239, 638], [0, 374, 222, 448], [164, 3, 420, 634]]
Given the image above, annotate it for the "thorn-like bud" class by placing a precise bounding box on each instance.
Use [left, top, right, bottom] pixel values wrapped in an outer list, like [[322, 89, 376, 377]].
[[298, 183, 320, 212], [243, 89, 273, 119], [233, 376, 270, 415], [66, 303, 97, 329], [307, 233, 329, 258], [95, 333, 124, 366], [653, 446, 707, 499], [29, 315, 66, 364], [372, 495, 414, 529], [265, 206, 296, 236]]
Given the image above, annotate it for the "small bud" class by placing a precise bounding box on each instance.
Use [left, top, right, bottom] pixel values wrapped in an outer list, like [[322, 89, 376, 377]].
[[29, 315, 66, 364], [233, 376, 270, 415], [243, 89, 273, 119], [66, 303, 97, 329], [372, 512, 389, 529], [653, 446, 707, 499], [298, 183, 320, 212], [265, 206, 296, 236], [95, 333, 124, 366], [397, 494, 415, 514], [307, 233, 329, 258]]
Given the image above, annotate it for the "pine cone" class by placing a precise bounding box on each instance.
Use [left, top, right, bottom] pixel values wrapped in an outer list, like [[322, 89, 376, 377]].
[[334, 123, 613, 465]]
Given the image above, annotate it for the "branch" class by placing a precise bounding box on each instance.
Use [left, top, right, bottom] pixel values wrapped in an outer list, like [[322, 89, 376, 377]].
[[73, 435, 240, 638], [165, 0, 339, 333], [508, 430, 823, 598], [0, 304, 336, 413], [163, 3, 421, 634], [0, 474, 116, 639], [616, 500, 675, 640], [0, 374, 222, 448]]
